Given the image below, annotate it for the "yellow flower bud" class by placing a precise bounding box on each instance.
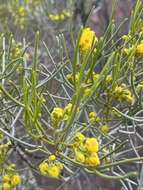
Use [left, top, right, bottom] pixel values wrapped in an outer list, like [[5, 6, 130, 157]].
[[64, 103, 72, 115], [105, 75, 113, 85], [63, 10, 71, 17], [122, 47, 133, 55], [122, 34, 131, 41], [48, 155, 56, 161], [51, 107, 64, 124], [93, 73, 100, 81], [2, 183, 11, 190], [125, 95, 134, 104], [57, 163, 64, 170], [18, 6, 27, 17], [75, 151, 85, 163], [49, 14, 55, 20], [66, 73, 80, 84], [2, 175, 10, 182], [11, 175, 21, 186], [100, 125, 109, 135], [136, 81, 143, 92], [53, 15, 60, 21], [75, 132, 85, 142], [114, 86, 123, 95], [84, 87, 91, 97], [136, 44, 143, 56], [89, 112, 96, 118]]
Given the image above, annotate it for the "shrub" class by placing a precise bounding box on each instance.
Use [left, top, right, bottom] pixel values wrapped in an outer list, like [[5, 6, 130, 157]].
[[0, 0, 143, 189]]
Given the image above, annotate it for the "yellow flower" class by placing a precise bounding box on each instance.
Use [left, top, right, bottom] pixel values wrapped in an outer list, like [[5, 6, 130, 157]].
[[86, 153, 100, 166], [51, 107, 64, 124], [2, 183, 11, 190], [39, 162, 49, 175], [11, 175, 21, 186], [47, 165, 60, 178], [2, 175, 10, 182], [79, 27, 98, 52], [75, 151, 85, 163], [85, 137, 99, 153], [48, 155, 56, 161], [136, 44, 143, 56], [100, 125, 109, 135], [83, 87, 91, 97]]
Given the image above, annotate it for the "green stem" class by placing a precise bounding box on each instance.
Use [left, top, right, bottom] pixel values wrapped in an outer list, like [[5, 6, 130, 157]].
[[100, 140, 128, 160], [85, 168, 137, 180], [0, 85, 24, 107], [98, 157, 143, 170]]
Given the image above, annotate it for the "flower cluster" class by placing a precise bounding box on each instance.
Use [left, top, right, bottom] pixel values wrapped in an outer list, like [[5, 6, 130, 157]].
[[39, 155, 63, 178], [10, 40, 30, 65], [66, 72, 80, 84], [13, 6, 28, 29], [11, 41, 23, 59], [51, 103, 79, 126], [0, 142, 11, 167], [122, 42, 143, 57], [73, 133, 100, 167], [66, 71, 99, 86], [2, 164, 21, 190], [48, 10, 72, 22], [113, 83, 134, 104], [51, 107, 64, 125], [88, 112, 101, 124], [88, 112, 109, 135]]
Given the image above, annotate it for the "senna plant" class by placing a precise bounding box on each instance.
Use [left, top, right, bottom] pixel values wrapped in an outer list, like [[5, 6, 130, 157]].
[[0, 0, 143, 190]]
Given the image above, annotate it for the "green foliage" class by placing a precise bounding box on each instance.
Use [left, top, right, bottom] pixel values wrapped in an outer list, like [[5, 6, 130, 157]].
[[0, 0, 143, 189]]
